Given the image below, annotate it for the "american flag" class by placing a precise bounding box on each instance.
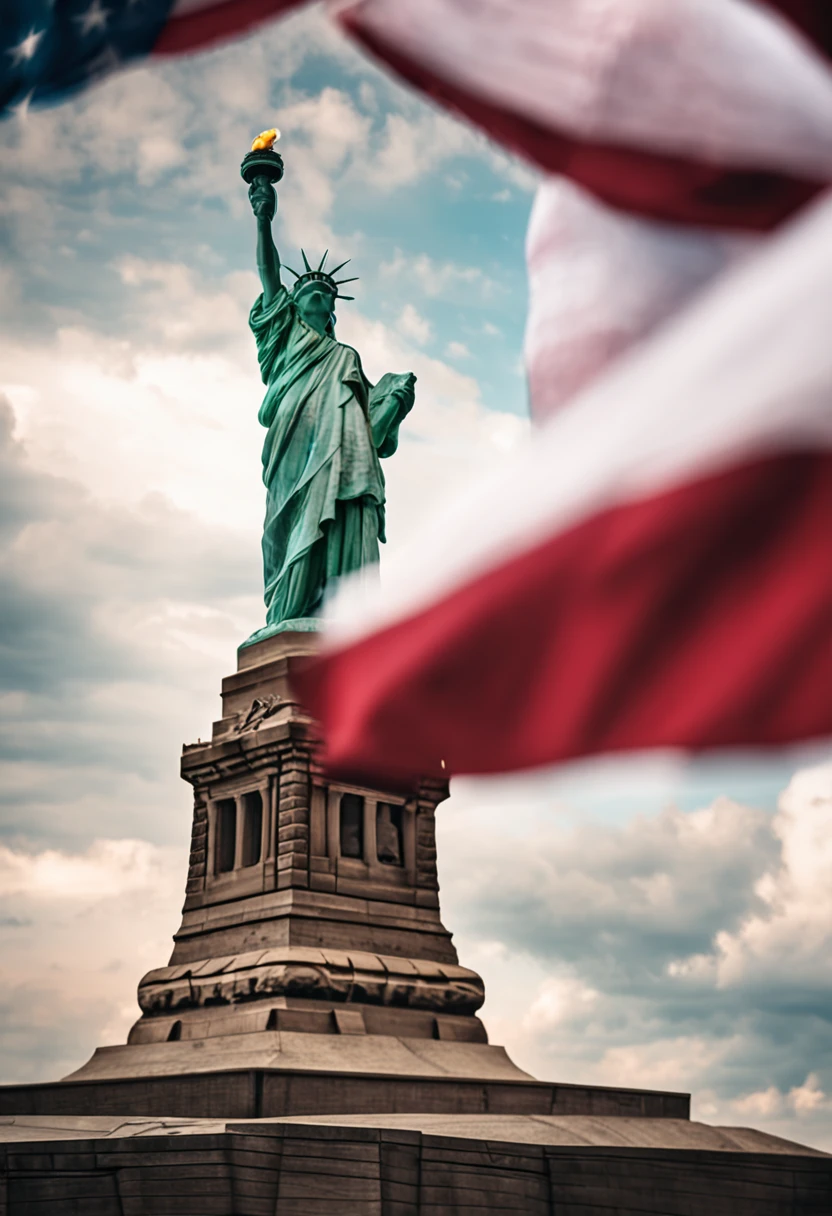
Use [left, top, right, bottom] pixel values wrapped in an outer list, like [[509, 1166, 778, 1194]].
[[297, 0, 832, 780], [1, 0, 304, 117], [338, 0, 832, 418]]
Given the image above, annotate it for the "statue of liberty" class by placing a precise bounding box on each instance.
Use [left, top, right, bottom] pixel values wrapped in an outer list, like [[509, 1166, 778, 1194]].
[[241, 136, 415, 647]]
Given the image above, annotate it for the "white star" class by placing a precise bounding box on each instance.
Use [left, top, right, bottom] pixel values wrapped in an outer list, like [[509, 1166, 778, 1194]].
[[74, 0, 111, 36], [8, 28, 45, 65]]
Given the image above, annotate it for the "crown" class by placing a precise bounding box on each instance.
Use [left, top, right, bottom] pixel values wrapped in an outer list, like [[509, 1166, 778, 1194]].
[[284, 250, 358, 301]]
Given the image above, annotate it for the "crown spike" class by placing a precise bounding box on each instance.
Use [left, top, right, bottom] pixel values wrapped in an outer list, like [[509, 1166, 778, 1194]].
[[283, 265, 301, 279], [288, 250, 358, 302]]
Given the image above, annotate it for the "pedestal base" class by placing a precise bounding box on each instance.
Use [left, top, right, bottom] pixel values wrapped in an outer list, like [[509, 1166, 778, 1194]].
[[64, 1031, 532, 1086], [0, 1030, 689, 1122], [0, 1110, 827, 1216]]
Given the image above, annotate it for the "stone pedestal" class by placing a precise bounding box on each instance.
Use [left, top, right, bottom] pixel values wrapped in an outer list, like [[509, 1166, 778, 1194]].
[[1, 634, 828, 1213], [64, 632, 527, 1091]]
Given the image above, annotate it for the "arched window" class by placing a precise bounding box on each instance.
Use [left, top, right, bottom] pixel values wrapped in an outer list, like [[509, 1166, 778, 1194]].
[[339, 793, 364, 858], [241, 790, 263, 867], [376, 802, 403, 866], [215, 799, 237, 874]]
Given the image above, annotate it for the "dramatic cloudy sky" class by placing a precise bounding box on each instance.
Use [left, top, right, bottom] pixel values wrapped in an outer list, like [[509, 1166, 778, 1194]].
[[2, 4, 831, 1151]]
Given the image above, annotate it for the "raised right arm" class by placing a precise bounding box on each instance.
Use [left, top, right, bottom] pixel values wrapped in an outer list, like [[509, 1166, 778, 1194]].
[[249, 179, 281, 308]]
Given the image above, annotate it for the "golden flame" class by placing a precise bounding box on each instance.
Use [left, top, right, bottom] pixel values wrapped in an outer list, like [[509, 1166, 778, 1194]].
[[251, 127, 280, 152]]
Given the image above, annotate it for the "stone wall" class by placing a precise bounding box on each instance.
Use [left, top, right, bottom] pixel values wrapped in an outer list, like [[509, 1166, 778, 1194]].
[[0, 1118, 829, 1215]]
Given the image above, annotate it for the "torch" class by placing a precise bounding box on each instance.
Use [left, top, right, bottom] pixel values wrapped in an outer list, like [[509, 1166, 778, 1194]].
[[240, 127, 284, 198]]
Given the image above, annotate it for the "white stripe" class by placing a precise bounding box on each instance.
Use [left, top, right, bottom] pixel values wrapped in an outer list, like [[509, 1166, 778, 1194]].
[[525, 179, 756, 421], [346, 0, 832, 180], [326, 189, 832, 647]]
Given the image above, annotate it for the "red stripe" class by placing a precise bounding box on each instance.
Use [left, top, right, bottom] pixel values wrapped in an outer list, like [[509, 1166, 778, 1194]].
[[153, 0, 307, 55], [338, 10, 823, 232], [296, 451, 832, 783], [760, 1, 832, 59]]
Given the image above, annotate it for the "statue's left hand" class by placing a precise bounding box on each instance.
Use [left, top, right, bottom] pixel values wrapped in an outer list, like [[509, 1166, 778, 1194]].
[[393, 371, 416, 403], [369, 371, 417, 458]]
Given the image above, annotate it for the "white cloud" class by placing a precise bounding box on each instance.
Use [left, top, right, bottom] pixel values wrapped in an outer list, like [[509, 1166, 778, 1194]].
[[0, 393, 259, 848], [272, 85, 373, 248], [445, 795, 776, 957], [446, 340, 471, 359], [790, 1073, 828, 1114], [676, 764, 832, 990], [116, 255, 260, 351], [1, 320, 265, 532], [732, 1084, 785, 1118], [380, 249, 498, 299], [437, 762, 832, 1151], [0, 838, 168, 899], [0, 837, 184, 1081], [396, 303, 432, 345], [361, 108, 476, 191], [582, 1036, 733, 1096], [732, 1073, 829, 1119], [522, 975, 599, 1033]]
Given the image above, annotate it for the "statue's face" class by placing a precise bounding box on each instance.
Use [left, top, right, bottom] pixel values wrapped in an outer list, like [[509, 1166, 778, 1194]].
[[294, 281, 336, 334]]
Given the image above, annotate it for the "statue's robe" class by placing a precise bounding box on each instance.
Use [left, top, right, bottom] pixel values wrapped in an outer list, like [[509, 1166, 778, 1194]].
[[249, 285, 414, 632]]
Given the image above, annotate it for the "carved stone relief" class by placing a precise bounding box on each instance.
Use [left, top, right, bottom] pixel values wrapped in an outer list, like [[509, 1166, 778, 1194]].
[[234, 695, 282, 733]]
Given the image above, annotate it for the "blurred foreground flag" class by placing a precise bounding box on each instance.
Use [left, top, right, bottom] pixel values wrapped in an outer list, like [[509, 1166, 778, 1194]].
[[340, 0, 832, 229], [2, 0, 308, 117], [296, 0, 832, 781], [296, 192, 832, 782], [341, 0, 832, 420]]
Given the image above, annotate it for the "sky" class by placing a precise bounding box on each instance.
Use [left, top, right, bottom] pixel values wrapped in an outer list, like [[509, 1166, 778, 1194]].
[[1, 3, 831, 1151]]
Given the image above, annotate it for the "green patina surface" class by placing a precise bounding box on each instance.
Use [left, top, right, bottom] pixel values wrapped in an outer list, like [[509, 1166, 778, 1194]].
[[240, 164, 415, 650]]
